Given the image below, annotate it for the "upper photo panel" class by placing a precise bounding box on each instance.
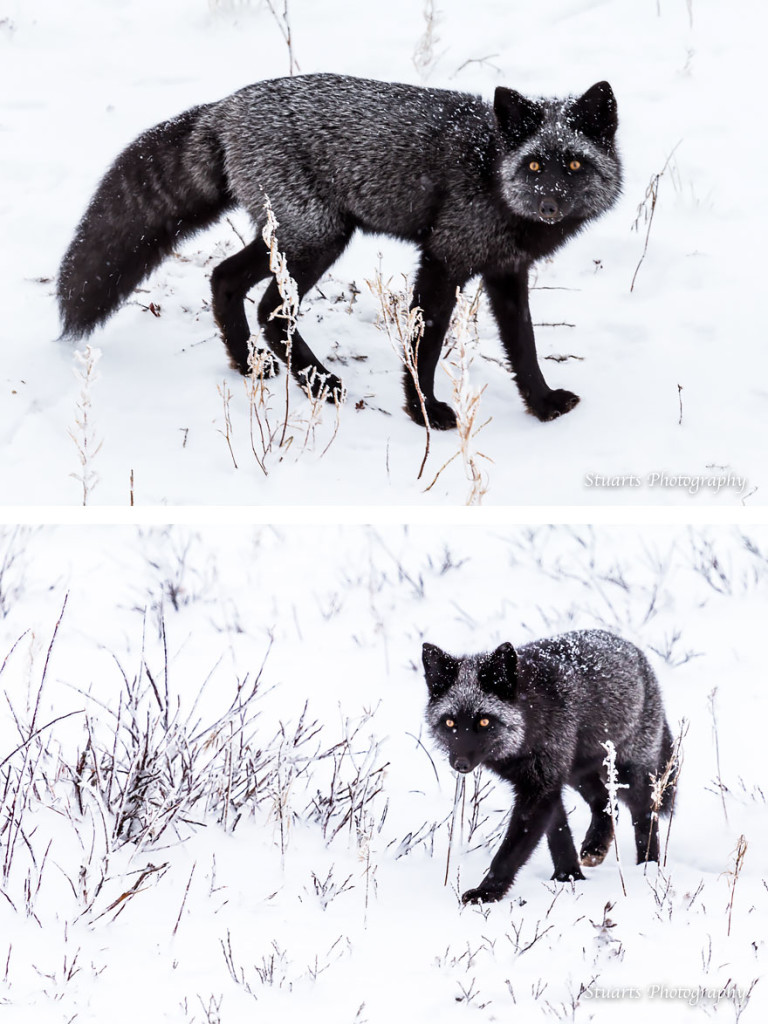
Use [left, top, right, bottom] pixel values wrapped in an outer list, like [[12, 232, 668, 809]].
[[1, 0, 762, 506]]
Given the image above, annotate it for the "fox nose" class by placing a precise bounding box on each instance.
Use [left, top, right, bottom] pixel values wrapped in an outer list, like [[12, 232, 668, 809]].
[[452, 757, 473, 774], [538, 198, 560, 220]]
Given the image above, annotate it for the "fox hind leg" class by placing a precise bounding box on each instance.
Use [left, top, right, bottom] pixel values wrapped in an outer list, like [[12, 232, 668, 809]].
[[619, 763, 660, 864], [575, 772, 614, 867], [212, 222, 352, 402], [211, 239, 273, 375], [257, 233, 353, 402]]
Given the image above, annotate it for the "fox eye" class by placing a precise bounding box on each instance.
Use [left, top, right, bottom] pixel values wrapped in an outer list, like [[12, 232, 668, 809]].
[[445, 718, 455, 729], [478, 717, 490, 728], [569, 159, 581, 171], [528, 160, 541, 172]]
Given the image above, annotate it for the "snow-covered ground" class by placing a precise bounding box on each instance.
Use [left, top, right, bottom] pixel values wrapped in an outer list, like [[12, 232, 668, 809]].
[[1, 0, 764, 505], [0, 524, 766, 1021]]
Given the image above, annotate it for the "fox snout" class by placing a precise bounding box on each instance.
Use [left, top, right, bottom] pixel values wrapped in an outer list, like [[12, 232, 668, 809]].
[[448, 747, 485, 773], [538, 197, 563, 222], [450, 754, 476, 773]]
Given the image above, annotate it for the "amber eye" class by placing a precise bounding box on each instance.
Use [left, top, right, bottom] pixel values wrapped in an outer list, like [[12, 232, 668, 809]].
[[479, 718, 490, 728], [529, 160, 541, 172], [445, 718, 455, 729], [569, 159, 581, 171]]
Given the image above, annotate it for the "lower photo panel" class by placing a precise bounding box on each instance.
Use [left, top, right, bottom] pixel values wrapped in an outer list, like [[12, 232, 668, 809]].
[[0, 523, 763, 1022]]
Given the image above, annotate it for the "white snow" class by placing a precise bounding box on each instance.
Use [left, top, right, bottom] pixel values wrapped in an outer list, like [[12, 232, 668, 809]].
[[1, 0, 764, 505], [0, 524, 766, 1021]]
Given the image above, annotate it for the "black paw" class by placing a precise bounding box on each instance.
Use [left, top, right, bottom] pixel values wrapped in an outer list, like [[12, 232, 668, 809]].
[[404, 395, 457, 430], [580, 822, 614, 866], [424, 399, 457, 430], [580, 845, 610, 867], [461, 883, 507, 905], [403, 374, 457, 430], [526, 388, 580, 422], [551, 866, 586, 882]]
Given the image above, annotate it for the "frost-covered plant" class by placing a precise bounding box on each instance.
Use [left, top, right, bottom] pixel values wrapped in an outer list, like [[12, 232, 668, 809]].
[[725, 835, 748, 937], [601, 739, 629, 895], [0, 527, 30, 619], [652, 719, 686, 867], [136, 527, 218, 619], [217, 380, 238, 469], [305, 708, 388, 845], [241, 196, 343, 472], [366, 266, 431, 478], [413, 0, 440, 80], [0, 597, 71, 903], [426, 285, 490, 504], [69, 345, 103, 505], [67, 621, 278, 852], [630, 143, 680, 292], [297, 365, 343, 456], [262, 194, 298, 447], [265, 0, 299, 76], [443, 771, 465, 887], [307, 866, 355, 910], [244, 343, 285, 475]]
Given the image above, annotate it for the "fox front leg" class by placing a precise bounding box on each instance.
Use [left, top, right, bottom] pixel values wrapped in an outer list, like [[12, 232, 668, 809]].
[[484, 267, 580, 422], [462, 790, 568, 905]]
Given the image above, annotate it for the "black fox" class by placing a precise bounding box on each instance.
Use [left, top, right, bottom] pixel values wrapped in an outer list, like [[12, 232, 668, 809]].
[[57, 74, 622, 430], [421, 630, 674, 904]]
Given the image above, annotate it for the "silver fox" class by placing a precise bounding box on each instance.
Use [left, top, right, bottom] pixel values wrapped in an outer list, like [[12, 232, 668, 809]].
[[57, 74, 622, 430], [422, 630, 674, 904]]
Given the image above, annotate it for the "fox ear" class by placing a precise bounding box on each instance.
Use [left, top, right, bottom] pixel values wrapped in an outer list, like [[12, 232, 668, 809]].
[[479, 642, 518, 700], [570, 81, 618, 142], [422, 643, 460, 697], [493, 87, 542, 145]]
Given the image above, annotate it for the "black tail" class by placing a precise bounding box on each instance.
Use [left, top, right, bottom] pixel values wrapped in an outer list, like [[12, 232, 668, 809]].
[[57, 103, 234, 338]]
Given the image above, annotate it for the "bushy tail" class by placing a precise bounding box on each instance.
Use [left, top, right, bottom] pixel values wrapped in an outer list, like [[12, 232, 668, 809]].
[[57, 103, 234, 338]]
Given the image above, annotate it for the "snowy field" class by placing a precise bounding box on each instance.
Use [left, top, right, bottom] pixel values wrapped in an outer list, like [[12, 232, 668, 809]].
[[1, 0, 765, 505], [0, 523, 766, 1021]]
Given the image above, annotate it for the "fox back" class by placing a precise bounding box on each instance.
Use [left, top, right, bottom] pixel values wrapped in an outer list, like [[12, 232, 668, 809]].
[[208, 74, 622, 275]]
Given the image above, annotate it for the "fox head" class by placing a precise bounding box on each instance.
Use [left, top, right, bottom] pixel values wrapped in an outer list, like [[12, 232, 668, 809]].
[[422, 642, 526, 773], [492, 81, 622, 224]]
